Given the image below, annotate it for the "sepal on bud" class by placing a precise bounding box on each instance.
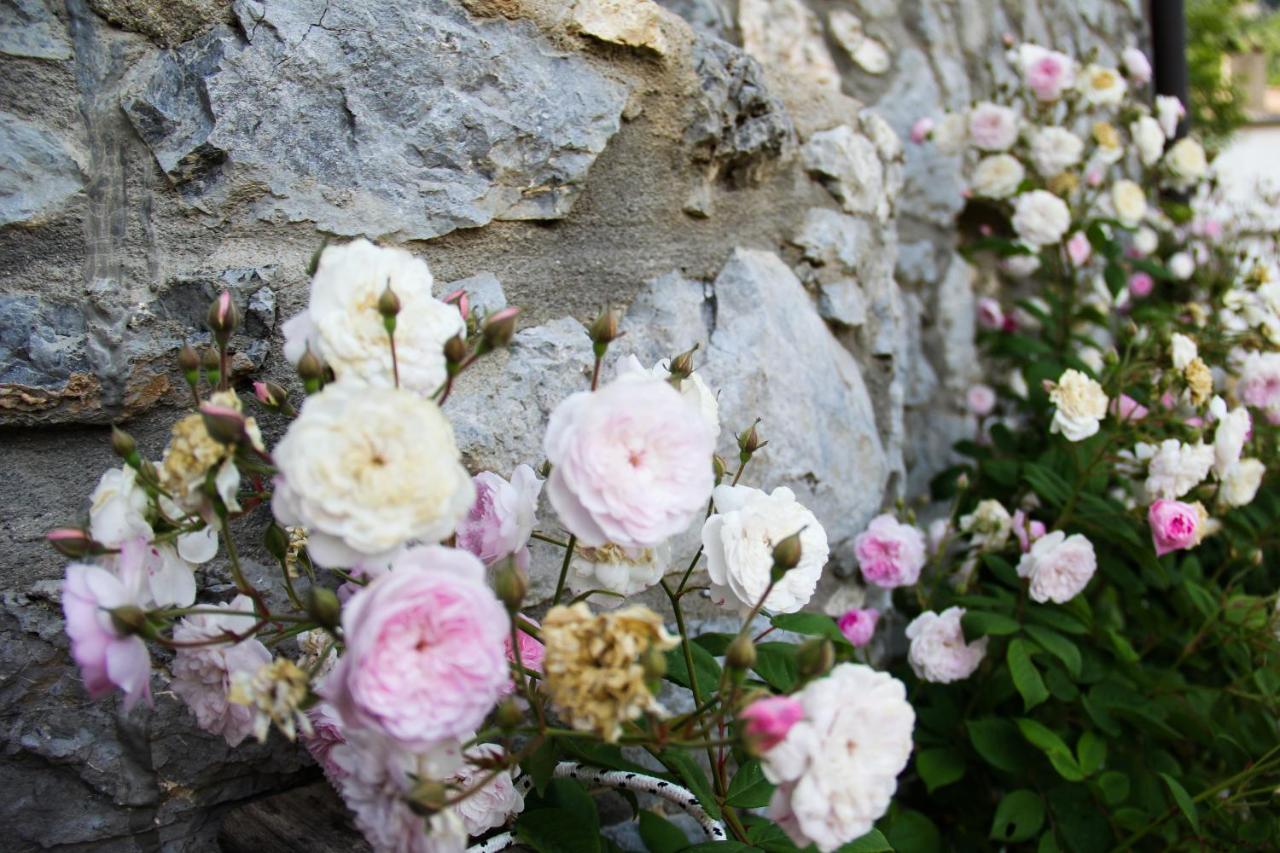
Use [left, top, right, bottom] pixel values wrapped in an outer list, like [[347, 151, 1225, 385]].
[[297, 346, 326, 394], [406, 780, 449, 816], [202, 348, 222, 387], [770, 529, 804, 582], [668, 344, 698, 381], [725, 634, 757, 671], [306, 586, 342, 631], [441, 289, 470, 322], [199, 403, 248, 445], [178, 343, 200, 387], [111, 425, 141, 468], [494, 558, 528, 613], [47, 528, 102, 559], [796, 637, 835, 680], [207, 291, 240, 344], [737, 420, 766, 464], [263, 523, 289, 562], [495, 697, 524, 730], [109, 605, 150, 638], [481, 307, 520, 350], [378, 281, 401, 336]]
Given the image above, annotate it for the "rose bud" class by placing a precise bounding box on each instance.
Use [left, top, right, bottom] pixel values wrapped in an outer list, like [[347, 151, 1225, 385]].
[[588, 306, 620, 346], [482, 307, 520, 349], [737, 420, 766, 462], [111, 425, 140, 467], [306, 586, 342, 631], [444, 334, 468, 366], [47, 528, 98, 559], [770, 528, 803, 579], [796, 637, 835, 680], [378, 281, 400, 336], [441, 289, 470, 321], [207, 290, 240, 343], [668, 345, 698, 381], [297, 346, 326, 393], [199, 403, 247, 445], [264, 522, 290, 562], [725, 634, 757, 670], [178, 343, 200, 386], [494, 558, 528, 612], [202, 347, 222, 386]]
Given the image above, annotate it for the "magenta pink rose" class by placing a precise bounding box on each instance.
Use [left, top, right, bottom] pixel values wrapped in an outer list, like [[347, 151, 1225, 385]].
[[544, 375, 715, 548], [741, 696, 804, 751], [62, 562, 153, 709], [1021, 46, 1075, 101], [1111, 393, 1149, 421], [323, 546, 510, 749], [855, 514, 927, 589], [1128, 272, 1154, 298], [837, 608, 880, 648], [456, 465, 542, 568], [976, 297, 1005, 331], [1066, 232, 1092, 267], [910, 117, 934, 144], [1012, 509, 1046, 553], [1148, 499, 1201, 557]]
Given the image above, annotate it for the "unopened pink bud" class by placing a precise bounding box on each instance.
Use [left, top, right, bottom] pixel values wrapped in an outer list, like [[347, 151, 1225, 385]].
[[47, 528, 98, 558], [199, 403, 246, 444], [910, 117, 934, 144], [442, 289, 470, 321], [740, 696, 804, 753]]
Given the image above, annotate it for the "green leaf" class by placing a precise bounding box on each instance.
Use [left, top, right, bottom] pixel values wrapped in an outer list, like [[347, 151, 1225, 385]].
[[517, 808, 603, 853], [962, 610, 1021, 641], [657, 749, 721, 819], [665, 641, 722, 698], [1008, 638, 1049, 711], [989, 789, 1046, 842], [681, 844, 754, 853], [560, 740, 656, 776], [981, 553, 1021, 587], [1076, 731, 1107, 776], [753, 643, 799, 692], [745, 817, 802, 852], [1025, 605, 1088, 635], [1159, 772, 1201, 834], [1016, 718, 1085, 781], [771, 613, 851, 646], [915, 747, 966, 793], [692, 632, 735, 656], [838, 829, 895, 852], [726, 759, 774, 808], [521, 737, 559, 796], [883, 810, 939, 853], [1037, 832, 1062, 853], [1024, 625, 1082, 678], [1103, 262, 1127, 296], [1097, 771, 1130, 805], [968, 718, 1033, 773], [638, 811, 689, 853], [1023, 464, 1073, 507], [1049, 783, 1112, 851], [1105, 629, 1140, 664]]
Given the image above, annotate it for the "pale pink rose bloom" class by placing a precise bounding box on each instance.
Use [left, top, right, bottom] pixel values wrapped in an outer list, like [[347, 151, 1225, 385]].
[[1086, 169, 1104, 187], [906, 608, 987, 683], [449, 744, 524, 836], [1238, 352, 1280, 417], [1122, 47, 1152, 84], [323, 546, 510, 750], [1111, 393, 1150, 421], [966, 384, 997, 417], [741, 696, 805, 751], [976, 297, 1005, 330], [1128, 272, 1154, 298], [170, 594, 271, 746], [1020, 45, 1076, 101], [837, 608, 879, 648], [456, 465, 542, 569], [968, 103, 1019, 151], [1011, 509, 1046, 553], [1149, 499, 1200, 557], [304, 701, 348, 782], [854, 514, 927, 589], [62, 561, 153, 709], [910, 117, 934, 144], [544, 375, 715, 549], [1015, 531, 1097, 604], [503, 617, 544, 696], [1066, 232, 1092, 267]]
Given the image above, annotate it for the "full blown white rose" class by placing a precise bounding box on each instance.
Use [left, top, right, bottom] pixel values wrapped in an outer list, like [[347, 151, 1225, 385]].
[[1016, 530, 1097, 603], [1130, 116, 1165, 167], [1012, 190, 1071, 248], [761, 664, 914, 852], [702, 484, 829, 614], [1028, 127, 1083, 178], [282, 239, 464, 396], [971, 154, 1026, 199], [1170, 332, 1198, 370], [1111, 179, 1147, 228], [1143, 439, 1214, 501], [1164, 137, 1207, 190], [1049, 369, 1108, 442], [1080, 64, 1127, 105], [272, 383, 474, 567], [1220, 459, 1265, 508]]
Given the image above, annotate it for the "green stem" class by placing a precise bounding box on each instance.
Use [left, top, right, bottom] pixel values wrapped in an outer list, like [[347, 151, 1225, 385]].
[[551, 534, 577, 605]]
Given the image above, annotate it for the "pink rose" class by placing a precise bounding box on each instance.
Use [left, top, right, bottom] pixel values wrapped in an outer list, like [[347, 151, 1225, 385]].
[[1020, 45, 1076, 101], [1111, 393, 1149, 421], [1066, 232, 1092, 267], [504, 616, 545, 695], [544, 375, 715, 549], [1015, 531, 1097, 604], [1011, 509, 1046, 553], [62, 562, 153, 709], [1149, 499, 1201, 557], [968, 103, 1019, 151], [170, 594, 271, 746], [741, 695, 804, 751], [1128, 272, 1154, 298], [456, 465, 542, 568], [323, 546, 510, 749], [910, 117, 934, 144], [854, 514, 927, 589], [967, 384, 997, 417], [1086, 169, 1104, 187], [304, 701, 348, 782], [837, 608, 879, 648], [976, 297, 1005, 331]]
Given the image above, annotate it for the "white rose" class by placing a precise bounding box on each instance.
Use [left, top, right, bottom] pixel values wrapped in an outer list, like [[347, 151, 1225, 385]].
[[1144, 439, 1214, 502], [905, 607, 987, 683], [959, 499, 1012, 551], [1016, 530, 1097, 604], [1130, 116, 1165, 167], [932, 112, 968, 154], [1133, 226, 1159, 256], [1003, 254, 1042, 278], [1080, 64, 1127, 105], [1155, 95, 1185, 138], [1164, 137, 1207, 190], [89, 466, 152, 547], [566, 541, 669, 602], [702, 484, 828, 614], [1170, 332, 1198, 369], [1168, 252, 1195, 280], [1212, 406, 1251, 476], [1049, 369, 1108, 441], [272, 383, 475, 567], [760, 664, 914, 853], [448, 744, 524, 836], [1012, 190, 1071, 247], [1028, 127, 1084, 177], [1110, 179, 1147, 227], [283, 239, 465, 396], [1220, 459, 1265, 508], [1122, 47, 1152, 84], [618, 354, 720, 439], [971, 154, 1026, 199]]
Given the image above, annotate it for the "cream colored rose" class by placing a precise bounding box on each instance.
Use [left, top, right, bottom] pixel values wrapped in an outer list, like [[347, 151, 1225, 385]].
[[1130, 116, 1165, 167], [1028, 127, 1083, 178], [1080, 64, 1127, 105], [1164, 138, 1207, 189], [1170, 332, 1198, 370], [971, 154, 1026, 199], [272, 383, 475, 567], [1220, 458, 1265, 508], [1012, 190, 1070, 247], [1111, 179, 1147, 228], [1049, 369, 1108, 442]]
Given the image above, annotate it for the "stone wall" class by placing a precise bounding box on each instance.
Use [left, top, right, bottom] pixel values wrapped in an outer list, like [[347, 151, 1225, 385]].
[[0, 0, 1141, 847]]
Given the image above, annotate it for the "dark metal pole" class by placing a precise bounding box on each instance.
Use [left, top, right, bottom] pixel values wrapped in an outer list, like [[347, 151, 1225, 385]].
[[1151, 0, 1190, 136]]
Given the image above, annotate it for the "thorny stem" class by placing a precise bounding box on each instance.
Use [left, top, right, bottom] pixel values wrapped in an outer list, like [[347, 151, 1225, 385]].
[[530, 531, 571, 548], [551, 534, 577, 606]]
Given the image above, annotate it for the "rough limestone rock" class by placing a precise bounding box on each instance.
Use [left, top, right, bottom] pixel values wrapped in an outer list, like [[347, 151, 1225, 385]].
[[738, 0, 839, 92], [86, 0, 229, 48], [121, 0, 629, 239], [572, 0, 670, 54], [827, 9, 891, 75], [0, 109, 84, 226], [802, 124, 890, 222], [0, 0, 73, 59]]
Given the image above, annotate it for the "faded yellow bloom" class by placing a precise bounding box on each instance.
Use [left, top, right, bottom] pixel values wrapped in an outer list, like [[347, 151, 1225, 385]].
[[284, 526, 309, 579], [1092, 121, 1121, 152], [1184, 357, 1213, 406], [229, 658, 313, 742], [159, 391, 262, 513], [1046, 171, 1079, 197], [541, 603, 678, 742], [1247, 263, 1272, 286]]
